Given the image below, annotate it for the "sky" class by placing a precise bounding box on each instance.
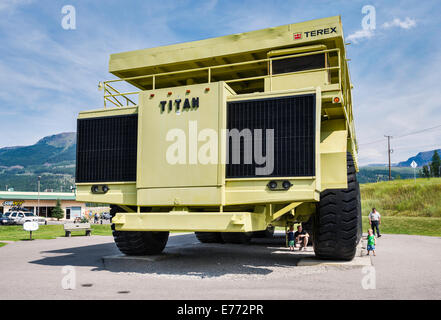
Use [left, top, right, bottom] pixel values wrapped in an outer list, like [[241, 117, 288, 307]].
[[0, 0, 440, 166]]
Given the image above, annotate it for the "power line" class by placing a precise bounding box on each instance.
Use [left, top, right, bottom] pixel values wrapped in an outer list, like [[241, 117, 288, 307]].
[[392, 144, 441, 151], [385, 135, 393, 181], [358, 138, 385, 146], [358, 123, 441, 147], [395, 124, 441, 139]]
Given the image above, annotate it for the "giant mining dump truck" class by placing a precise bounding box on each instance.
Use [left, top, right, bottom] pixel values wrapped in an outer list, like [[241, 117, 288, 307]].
[[76, 16, 362, 260]]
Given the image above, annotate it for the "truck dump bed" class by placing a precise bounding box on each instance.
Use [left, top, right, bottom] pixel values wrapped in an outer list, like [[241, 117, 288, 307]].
[[108, 16, 347, 94]]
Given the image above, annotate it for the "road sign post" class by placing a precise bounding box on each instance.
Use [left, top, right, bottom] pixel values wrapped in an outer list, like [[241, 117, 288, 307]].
[[410, 161, 417, 183], [23, 222, 39, 240]]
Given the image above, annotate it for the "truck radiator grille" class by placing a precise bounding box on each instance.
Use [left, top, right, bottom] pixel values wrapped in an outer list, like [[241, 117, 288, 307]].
[[76, 114, 138, 183], [226, 94, 316, 178]]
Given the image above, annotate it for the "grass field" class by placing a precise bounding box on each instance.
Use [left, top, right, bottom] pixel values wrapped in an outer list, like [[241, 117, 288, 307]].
[[277, 216, 441, 237], [362, 216, 441, 237], [0, 224, 112, 242], [0, 224, 190, 244], [361, 177, 441, 217]]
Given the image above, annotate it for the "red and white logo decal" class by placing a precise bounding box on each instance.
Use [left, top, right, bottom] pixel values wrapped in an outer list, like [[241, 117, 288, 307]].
[[293, 32, 302, 40]]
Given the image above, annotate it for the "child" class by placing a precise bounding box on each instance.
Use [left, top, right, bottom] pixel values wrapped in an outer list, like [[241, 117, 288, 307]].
[[287, 226, 295, 251], [367, 229, 376, 256]]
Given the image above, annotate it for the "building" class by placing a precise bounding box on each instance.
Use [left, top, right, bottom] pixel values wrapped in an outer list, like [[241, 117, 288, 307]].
[[0, 191, 86, 220]]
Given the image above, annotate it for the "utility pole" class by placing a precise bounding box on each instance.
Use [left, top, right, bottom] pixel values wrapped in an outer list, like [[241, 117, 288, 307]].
[[385, 135, 393, 181]]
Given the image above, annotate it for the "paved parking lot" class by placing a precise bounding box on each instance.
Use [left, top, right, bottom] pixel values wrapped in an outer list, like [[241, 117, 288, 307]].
[[0, 232, 440, 299]]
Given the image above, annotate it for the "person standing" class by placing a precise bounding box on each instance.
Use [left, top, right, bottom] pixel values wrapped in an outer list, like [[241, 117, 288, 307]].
[[367, 229, 376, 256], [287, 226, 295, 251], [369, 208, 381, 237]]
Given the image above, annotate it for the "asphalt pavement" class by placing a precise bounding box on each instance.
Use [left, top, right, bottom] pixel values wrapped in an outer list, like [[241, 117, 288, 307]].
[[0, 232, 440, 299]]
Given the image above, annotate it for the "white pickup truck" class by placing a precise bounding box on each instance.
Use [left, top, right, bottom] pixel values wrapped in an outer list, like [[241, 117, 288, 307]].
[[7, 210, 47, 225]]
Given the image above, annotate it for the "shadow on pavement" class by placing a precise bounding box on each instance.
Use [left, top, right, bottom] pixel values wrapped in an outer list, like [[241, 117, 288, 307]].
[[29, 241, 120, 271], [29, 233, 314, 278]]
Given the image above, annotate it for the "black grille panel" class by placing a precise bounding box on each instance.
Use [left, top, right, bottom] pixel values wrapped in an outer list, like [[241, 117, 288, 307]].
[[226, 94, 315, 178], [76, 114, 138, 183]]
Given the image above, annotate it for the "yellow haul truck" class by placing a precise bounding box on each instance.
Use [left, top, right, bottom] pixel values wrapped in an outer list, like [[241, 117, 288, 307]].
[[76, 16, 362, 260]]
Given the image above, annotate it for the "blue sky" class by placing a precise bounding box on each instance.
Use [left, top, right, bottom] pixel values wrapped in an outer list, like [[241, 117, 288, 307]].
[[0, 0, 440, 166]]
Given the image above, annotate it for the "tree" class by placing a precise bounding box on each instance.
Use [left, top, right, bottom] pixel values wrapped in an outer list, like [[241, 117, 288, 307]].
[[430, 150, 441, 177], [51, 199, 64, 221], [420, 165, 431, 178]]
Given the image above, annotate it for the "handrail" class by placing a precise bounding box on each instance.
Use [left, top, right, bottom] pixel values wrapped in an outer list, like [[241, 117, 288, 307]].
[[102, 48, 341, 108]]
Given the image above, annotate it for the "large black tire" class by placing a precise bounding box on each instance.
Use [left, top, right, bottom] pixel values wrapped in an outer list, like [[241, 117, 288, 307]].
[[356, 181, 363, 241], [221, 232, 253, 244], [195, 232, 224, 243], [313, 152, 362, 261], [110, 206, 169, 256]]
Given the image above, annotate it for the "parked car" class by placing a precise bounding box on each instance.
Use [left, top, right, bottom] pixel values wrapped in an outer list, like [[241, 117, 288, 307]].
[[0, 212, 15, 225], [101, 212, 111, 220], [7, 210, 47, 225]]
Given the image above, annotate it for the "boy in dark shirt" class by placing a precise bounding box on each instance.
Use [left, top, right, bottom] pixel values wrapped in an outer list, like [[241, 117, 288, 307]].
[[294, 225, 309, 251]]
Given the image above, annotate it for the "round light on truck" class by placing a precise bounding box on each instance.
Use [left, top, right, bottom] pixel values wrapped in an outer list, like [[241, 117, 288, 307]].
[[282, 181, 293, 190], [91, 185, 109, 194], [267, 181, 278, 190]]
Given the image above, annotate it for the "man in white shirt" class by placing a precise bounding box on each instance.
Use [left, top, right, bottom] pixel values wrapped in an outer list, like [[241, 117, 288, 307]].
[[369, 208, 381, 237]]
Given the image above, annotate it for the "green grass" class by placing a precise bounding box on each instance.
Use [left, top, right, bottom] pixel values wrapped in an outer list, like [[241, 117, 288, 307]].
[[362, 216, 441, 237], [277, 216, 441, 237], [361, 177, 441, 217], [0, 242, 6, 247], [0, 224, 112, 241]]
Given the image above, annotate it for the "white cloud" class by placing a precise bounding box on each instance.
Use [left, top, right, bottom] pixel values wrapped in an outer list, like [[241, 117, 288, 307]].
[[346, 29, 374, 43], [382, 17, 417, 29], [347, 17, 417, 44]]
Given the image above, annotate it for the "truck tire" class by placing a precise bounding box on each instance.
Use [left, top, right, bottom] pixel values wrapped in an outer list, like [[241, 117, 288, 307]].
[[252, 226, 275, 238], [313, 152, 362, 261], [110, 206, 169, 256], [356, 181, 363, 242], [221, 232, 253, 244], [195, 232, 224, 243]]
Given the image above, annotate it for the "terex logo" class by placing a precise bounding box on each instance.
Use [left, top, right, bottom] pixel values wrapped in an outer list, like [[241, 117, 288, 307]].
[[305, 27, 337, 38], [293, 26, 337, 40], [160, 97, 199, 112]]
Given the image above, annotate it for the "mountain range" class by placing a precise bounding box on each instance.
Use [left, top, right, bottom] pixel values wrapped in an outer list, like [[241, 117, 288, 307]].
[[0, 132, 76, 167], [396, 149, 441, 167], [0, 133, 76, 192]]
